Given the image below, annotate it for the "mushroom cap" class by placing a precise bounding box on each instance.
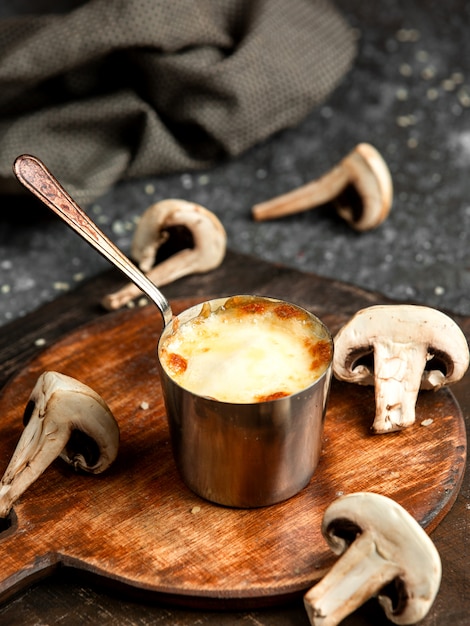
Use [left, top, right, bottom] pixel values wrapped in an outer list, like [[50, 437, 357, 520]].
[[333, 304, 470, 389], [337, 143, 393, 231], [131, 198, 226, 274], [322, 492, 442, 624], [22, 371, 120, 474]]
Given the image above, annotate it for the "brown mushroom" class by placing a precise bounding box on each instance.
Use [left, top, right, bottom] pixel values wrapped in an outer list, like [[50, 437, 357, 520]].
[[333, 304, 470, 433], [252, 143, 392, 231], [0, 371, 119, 518], [304, 492, 442, 626], [102, 199, 227, 310]]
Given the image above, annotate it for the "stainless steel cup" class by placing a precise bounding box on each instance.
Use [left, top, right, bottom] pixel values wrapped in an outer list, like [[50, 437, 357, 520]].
[[157, 296, 333, 508]]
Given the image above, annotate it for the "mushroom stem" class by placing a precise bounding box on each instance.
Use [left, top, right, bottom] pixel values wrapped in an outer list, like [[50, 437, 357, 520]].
[[252, 143, 393, 231], [253, 163, 348, 221], [372, 338, 429, 432], [102, 248, 198, 310], [0, 418, 69, 517], [304, 532, 399, 626]]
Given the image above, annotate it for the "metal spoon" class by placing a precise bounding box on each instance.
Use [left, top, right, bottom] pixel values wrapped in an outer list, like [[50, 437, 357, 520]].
[[13, 154, 173, 327]]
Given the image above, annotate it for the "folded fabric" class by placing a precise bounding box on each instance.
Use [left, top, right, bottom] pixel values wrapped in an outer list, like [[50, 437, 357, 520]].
[[0, 0, 357, 205]]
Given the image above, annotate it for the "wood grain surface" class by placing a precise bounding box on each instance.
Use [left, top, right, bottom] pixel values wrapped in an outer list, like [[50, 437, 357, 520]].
[[0, 251, 468, 624], [0, 291, 466, 609]]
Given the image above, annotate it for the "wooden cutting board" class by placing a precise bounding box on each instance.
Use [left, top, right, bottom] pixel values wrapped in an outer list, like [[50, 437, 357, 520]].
[[0, 294, 465, 608]]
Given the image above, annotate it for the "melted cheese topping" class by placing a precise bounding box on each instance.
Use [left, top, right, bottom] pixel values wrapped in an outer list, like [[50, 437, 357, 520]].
[[159, 296, 332, 404]]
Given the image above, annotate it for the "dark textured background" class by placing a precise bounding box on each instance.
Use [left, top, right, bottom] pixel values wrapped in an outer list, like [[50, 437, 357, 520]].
[[1, 0, 470, 323]]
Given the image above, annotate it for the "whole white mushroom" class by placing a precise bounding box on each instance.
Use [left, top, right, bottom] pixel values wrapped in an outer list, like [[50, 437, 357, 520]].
[[304, 492, 442, 625], [0, 371, 119, 518], [333, 304, 469, 433]]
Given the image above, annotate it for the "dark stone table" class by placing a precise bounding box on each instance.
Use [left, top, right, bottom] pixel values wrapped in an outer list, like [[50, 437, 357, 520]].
[[1, 0, 470, 325]]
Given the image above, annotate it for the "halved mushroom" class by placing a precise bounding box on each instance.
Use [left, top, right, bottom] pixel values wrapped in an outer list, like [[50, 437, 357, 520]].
[[0, 371, 119, 518], [252, 143, 393, 231], [333, 304, 469, 433], [102, 199, 227, 310], [304, 492, 442, 626]]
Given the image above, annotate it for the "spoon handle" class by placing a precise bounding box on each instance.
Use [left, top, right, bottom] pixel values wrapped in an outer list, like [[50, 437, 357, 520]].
[[13, 154, 173, 327]]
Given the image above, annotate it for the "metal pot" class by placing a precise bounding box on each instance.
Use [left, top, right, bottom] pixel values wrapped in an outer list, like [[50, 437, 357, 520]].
[[157, 295, 333, 508]]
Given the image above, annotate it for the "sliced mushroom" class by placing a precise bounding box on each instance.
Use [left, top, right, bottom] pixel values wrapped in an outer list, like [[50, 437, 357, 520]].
[[333, 304, 469, 433], [252, 143, 392, 231], [102, 199, 227, 310], [304, 492, 442, 626], [0, 371, 119, 518]]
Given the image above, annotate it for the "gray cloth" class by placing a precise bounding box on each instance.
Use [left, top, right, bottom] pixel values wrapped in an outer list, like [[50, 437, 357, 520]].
[[0, 0, 356, 205]]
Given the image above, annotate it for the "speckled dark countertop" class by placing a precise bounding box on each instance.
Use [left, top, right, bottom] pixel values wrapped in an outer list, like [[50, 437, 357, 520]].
[[1, 0, 470, 325]]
